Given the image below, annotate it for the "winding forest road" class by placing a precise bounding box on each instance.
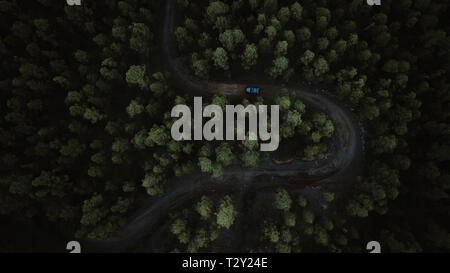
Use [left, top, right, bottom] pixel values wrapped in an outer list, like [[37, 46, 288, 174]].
[[85, 0, 364, 252]]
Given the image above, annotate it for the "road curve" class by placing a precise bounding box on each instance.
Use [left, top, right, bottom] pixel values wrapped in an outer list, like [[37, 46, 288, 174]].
[[84, 0, 364, 252]]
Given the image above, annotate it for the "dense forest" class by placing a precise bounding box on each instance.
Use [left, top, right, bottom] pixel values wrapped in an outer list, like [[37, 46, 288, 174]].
[[0, 0, 449, 252]]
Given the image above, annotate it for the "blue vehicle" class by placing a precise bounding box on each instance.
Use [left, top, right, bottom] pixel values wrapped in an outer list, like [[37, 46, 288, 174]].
[[246, 87, 260, 95]]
